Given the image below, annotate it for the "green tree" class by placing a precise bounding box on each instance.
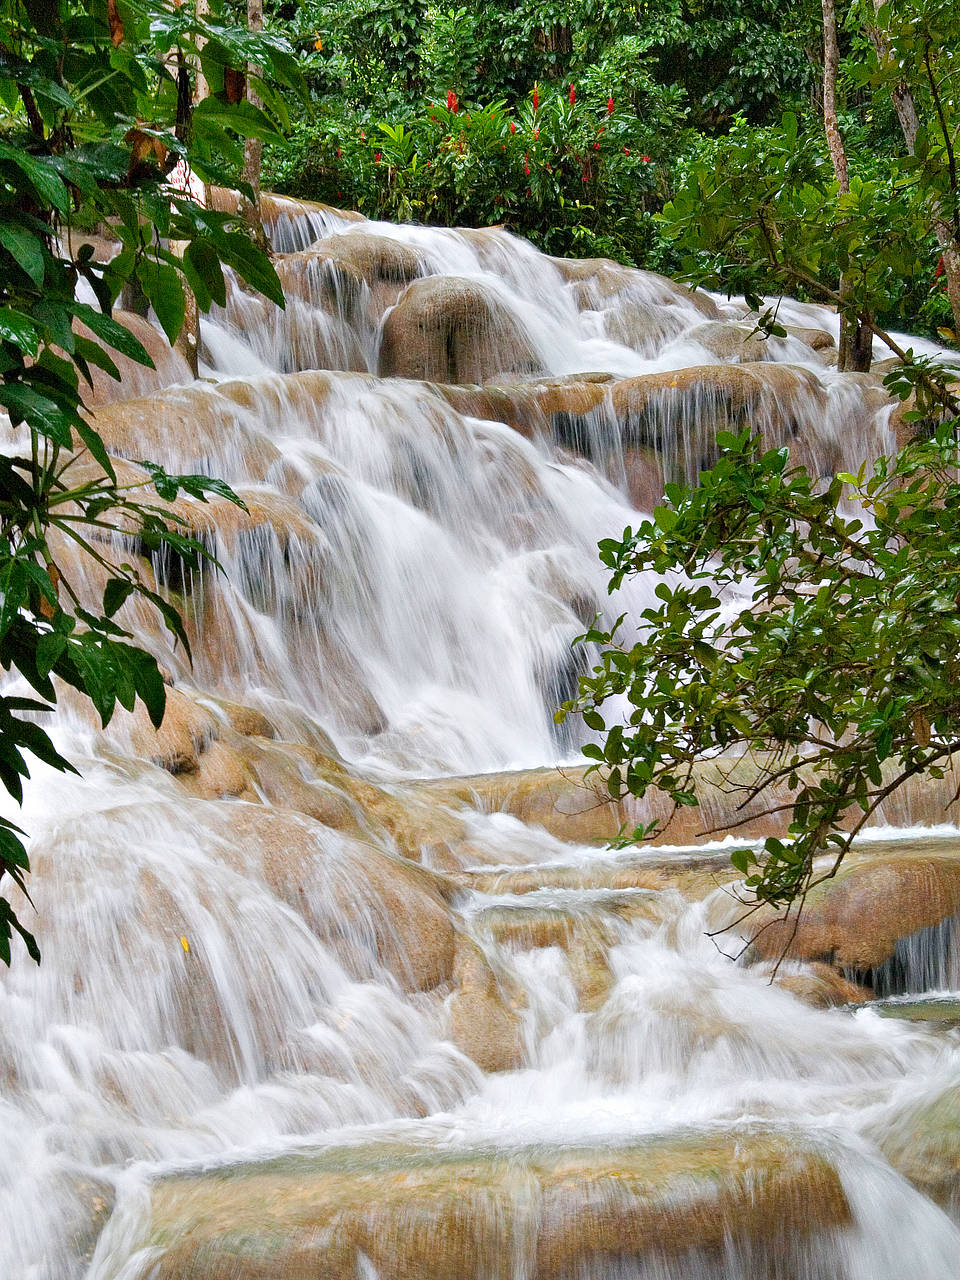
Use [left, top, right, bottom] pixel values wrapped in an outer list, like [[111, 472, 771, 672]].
[[559, 392, 960, 916], [658, 0, 960, 366], [0, 0, 303, 964]]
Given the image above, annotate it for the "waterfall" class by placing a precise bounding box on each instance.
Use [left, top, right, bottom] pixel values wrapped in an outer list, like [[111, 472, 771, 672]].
[[3, 199, 960, 1279]]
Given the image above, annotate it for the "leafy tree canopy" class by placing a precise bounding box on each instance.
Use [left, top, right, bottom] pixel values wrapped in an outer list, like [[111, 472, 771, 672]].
[[559, 394, 960, 914], [0, 0, 303, 963]]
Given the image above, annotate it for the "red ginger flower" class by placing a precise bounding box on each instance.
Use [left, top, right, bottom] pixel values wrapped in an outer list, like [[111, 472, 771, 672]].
[[532, 84, 539, 112], [509, 120, 516, 134], [607, 94, 614, 116], [447, 89, 458, 113], [642, 154, 650, 163], [569, 83, 576, 106], [524, 154, 530, 175]]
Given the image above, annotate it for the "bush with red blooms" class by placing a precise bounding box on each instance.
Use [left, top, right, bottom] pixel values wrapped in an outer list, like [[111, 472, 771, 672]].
[[269, 82, 671, 263]]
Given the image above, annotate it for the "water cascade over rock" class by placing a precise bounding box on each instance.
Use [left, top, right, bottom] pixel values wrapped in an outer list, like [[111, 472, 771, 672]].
[[5, 196, 960, 1279]]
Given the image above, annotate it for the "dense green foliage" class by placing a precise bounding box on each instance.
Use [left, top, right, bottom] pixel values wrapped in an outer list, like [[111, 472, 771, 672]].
[[0, 0, 302, 962], [659, 0, 960, 346], [559, 391, 960, 910], [263, 0, 817, 263], [263, 0, 957, 343]]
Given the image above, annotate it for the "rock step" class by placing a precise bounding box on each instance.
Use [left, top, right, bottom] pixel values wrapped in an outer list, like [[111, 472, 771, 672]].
[[143, 1129, 850, 1280]]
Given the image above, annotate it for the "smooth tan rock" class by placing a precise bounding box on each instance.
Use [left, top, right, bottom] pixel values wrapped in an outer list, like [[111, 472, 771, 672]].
[[773, 961, 872, 1008], [128, 688, 220, 773], [870, 1086, 960, 1207], [686, 320, 771, 363], [551, 256, 719, 320], [786, 324, 836, 351], [189, 740, 256, 799], [220, 806, 457, 993], [143, 1129, 849, 1279], [604, 300, 688, 355], [447, 938, 526, 1072], [214, 698, 276, 739], [750, 853, 960, 971], [380, 276, 544, 385]]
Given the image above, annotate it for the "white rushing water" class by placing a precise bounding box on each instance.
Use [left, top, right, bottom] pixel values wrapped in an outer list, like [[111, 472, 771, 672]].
[[3, 203, 960, 1278]]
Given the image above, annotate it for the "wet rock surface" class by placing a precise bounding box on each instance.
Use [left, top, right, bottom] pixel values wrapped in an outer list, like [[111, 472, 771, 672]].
[[143, 1130, 850, 1279]]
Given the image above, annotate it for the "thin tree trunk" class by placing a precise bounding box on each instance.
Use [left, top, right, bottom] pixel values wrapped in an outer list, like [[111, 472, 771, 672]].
[[173, 0, 209, 377], [867, 0, 960, 340], [822, 0, 848, 193], [822, 0, 870, 370], [239, 0, 269, 253]]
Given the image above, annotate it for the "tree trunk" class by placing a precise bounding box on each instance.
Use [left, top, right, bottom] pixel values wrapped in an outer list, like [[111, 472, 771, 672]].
[[867, 0, 960, 340], [821, 0, 848, 193], [239, 0, 269, 253], [172, 0, 209, 377], [821, 0, 868, 369]]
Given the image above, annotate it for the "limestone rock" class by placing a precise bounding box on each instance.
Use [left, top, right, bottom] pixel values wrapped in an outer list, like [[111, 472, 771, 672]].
[[220, 806, 457, 993], [128, 687, 220, 773], [685, 320, 771, 363], [142, 1129, 849, 1279], [749, 852, 960, 971], [447, 938, 526, 1072], [380, 276, 545, 385], [773, 961, 872, 1008]]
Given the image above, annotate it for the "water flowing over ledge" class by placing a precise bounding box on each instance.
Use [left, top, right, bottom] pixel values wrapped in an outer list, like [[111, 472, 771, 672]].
[[5, 196, 960, 1279]]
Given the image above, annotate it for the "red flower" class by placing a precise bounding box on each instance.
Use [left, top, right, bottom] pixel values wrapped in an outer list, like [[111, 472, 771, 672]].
[[594, 142, 600, 150], [623, 146, 630, 154], [607, 94, 614, 116], [509, 120, 516, 134], [533, 128, 540, 140], [524, 154, 530, 175], [360, 130, 365, 140], [642, 155, 650, 163], [935, 256, 945, 278], [375, 152, 381, 163], [447, 89, 458, 113], [532, 84, 539, 112], [336, 147, 341, 158], [501, 144, 506, 151], [569, 83, 576, 106]]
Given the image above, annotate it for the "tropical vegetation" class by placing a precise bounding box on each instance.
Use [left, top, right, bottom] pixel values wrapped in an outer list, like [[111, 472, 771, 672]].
[[0, 0, 302, 963]]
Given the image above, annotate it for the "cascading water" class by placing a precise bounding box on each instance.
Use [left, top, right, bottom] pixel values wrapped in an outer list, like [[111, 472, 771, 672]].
[[4, 196, 960, 1279]]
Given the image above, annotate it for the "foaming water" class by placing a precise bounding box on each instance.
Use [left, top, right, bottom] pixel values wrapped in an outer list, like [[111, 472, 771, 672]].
[[4, 204, 960, 1277]]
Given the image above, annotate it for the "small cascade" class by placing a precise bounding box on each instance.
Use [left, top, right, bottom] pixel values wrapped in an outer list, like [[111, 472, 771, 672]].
[[3, 196, 960, 1279]]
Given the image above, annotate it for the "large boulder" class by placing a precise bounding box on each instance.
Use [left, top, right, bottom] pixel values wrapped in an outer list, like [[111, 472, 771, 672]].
[[219, 805, 457, 994], [747, 847, 960, 982], [447, 937, 526, 1072], [379, 276, 546, 385], [310, 229, 425, 315], [141, 1129, 850, 1279]]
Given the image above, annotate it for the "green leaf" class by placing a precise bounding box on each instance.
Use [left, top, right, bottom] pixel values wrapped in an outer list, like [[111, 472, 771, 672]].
[[102, 579, 134, 617], [72, 304, 154, 367], [0, 144, 70, 214], [0, 309, 39, 356], [0, 226, 45, 286], [138, 262, 186, 345]]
